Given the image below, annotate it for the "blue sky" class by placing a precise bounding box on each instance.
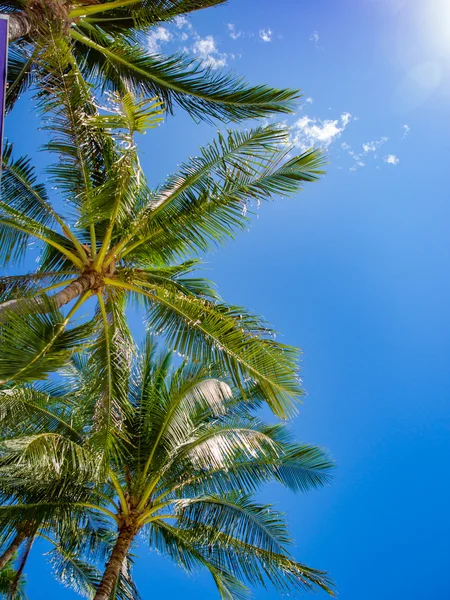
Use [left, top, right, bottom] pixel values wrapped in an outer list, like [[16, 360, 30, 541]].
[[4, 0, 450, 598]]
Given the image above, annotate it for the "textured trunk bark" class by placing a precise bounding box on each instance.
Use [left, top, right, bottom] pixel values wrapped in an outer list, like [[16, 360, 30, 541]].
[[94, 526, 135, 600], [6, 12, 32, 42], [0, 272, 100, 324], [0, 530, 26, 570], [52, 272, 100, 307]]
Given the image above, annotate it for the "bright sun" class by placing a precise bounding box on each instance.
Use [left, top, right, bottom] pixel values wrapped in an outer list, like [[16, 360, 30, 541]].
[[417, 0, 450, 60]]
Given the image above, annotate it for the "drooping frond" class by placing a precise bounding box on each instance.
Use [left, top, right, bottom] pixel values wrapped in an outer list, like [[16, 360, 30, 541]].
[[149, 519, 250, 600], [129, 280, 302, 418], [70, 27, 300, 123], [1, 142, 57, 229], [5, 40, 38, 111], [175, 493, 291, 554], [0, 296, 92, 385], [0, 555, 28, 599], [0, 387, 82, 442]]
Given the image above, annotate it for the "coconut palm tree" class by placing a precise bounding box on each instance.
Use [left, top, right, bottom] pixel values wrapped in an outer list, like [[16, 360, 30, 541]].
[[0, 50, 324, 417], [3, 0, 299, 122], [0, 334, 334, 599]]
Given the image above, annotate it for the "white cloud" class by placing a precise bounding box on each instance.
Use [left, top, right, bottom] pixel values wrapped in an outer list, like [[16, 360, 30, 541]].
[[173, 15, 191, 29], [291, 112, 353, 151], [305, 97, 313, 104], [340, 141, 366, 171], [147, 26, 172, 53], [341, 112, 352, 127], [402, 124, 410, 138], [362, 137, 388, 153], [259, 28, 272, 42], [193, 35, 227, 69], [227, 23, 242, 40], [309, 30, 319, 44], [384, 154, 400, 165], [193, 36, 216, 56]]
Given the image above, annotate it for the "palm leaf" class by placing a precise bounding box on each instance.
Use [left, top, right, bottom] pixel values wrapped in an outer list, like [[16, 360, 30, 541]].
[[71, 28, 300, 122], [127, 280, 302, 418], [0, 297, 92, 385]]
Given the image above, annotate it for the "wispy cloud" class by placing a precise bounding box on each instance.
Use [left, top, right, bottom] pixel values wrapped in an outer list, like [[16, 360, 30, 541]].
[[362, 137, 388, 153], [309, 30, 319, 44], [384, 154, 400, 165], [342, 144, 365, 171], [259, 28, 273, 42], [227, 23, 242, 40], [147, 26, 172, 53], [291, 112, 353, 151], [193, 35, 228, 69], [402, 124, 410, 138], [173, 15, 191, 30], [305, 97, 314, 104]]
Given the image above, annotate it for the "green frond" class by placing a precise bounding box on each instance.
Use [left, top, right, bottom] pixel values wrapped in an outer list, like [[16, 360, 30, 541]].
[[72, 0, 226, 32], [275, 443, 334, 492], [0, 433, 98, 482], [121, 127, 324, 263], [1, 142, 58, 229], [88, 91, 164, 138], [6, 40, 38, 112], [134, 282, 302, 417], [169, 418, 280, 472], [0, 387, 81, 442], [170, 524, 334, 596], [0, 556, 28, 599], [0, 297, 92, 385], [137, 366, 233, 477], [85, 289, 134, 458], [149, 520, 250, 600], [176, 493, 291, 554], [47, 544, 101, 599], [71, 27, 300, 122]]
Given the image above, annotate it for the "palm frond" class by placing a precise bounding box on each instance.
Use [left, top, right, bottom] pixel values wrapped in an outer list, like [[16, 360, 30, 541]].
[[0, 296, 92, 385], [70, 0, 226, 32], [5, 40, 38, 112], [149, 519, 250, 600], [121, 127, 324, 262], [175, 493, 291, 554], [71, 27, 300, 122], [129, 281, 302, 418]]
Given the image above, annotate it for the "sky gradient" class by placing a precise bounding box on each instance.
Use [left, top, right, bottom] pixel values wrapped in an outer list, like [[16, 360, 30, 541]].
[[4, 0, 450, 598]]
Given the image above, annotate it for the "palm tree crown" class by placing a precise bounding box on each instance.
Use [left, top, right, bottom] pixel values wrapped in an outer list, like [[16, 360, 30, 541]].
[[0, 334, 334, 599], [0, 56, 325, 417]]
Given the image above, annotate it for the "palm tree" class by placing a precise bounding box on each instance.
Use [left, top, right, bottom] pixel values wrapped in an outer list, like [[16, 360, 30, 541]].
[[0, 334, 334, 599], [3, 0, 300, 122], [0, 53, 324, 417]]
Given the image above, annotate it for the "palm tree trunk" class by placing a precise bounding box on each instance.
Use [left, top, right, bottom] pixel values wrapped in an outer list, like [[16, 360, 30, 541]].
[[94, 526, 135, 600], [5, 12, 32, 42], [8, 535, 33, 598], [0, 530, 26, 570], [53, 272, 100, 306], [0, 271, 99, 323]]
